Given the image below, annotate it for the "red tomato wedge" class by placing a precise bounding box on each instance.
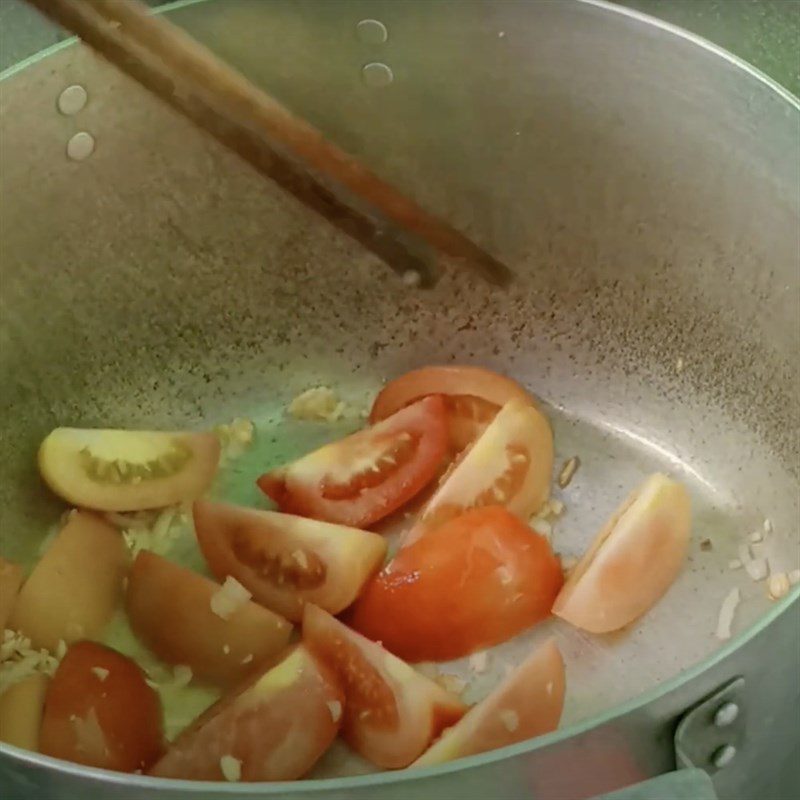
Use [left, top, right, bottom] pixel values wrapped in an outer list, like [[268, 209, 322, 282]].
[[258, 396, 448, 527], [349, 506, 563, 661], [149, 645, 343, 781], [412, 638, 565, 767], [403, 398, 553, 548], [39, 641, 163, 772], [370, 366, 536, 452], [126, 551, 292, 686], [194, 501, 387, 623], [553, 473, 691, 633], [303, 604, 467, 769]]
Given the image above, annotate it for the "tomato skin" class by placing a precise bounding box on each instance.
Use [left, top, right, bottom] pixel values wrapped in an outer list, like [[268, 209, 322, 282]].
[[0, 673, 49, 752], [370, 366, 536, 452], [9, 511, 129, 653], [39, 641, 164, 772], [303, 605, 466, 769], [257, 396, 449, 528], [553, 474, 691, 633], [149, 645, 343, 782], [126, 551, 292, 686], [412, 638, 565, 767], [194, 501, 387, 622], [349, 506, 563, 661]]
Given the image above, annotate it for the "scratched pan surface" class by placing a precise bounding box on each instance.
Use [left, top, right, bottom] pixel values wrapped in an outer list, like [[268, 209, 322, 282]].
[[0, 0, 798, 791]]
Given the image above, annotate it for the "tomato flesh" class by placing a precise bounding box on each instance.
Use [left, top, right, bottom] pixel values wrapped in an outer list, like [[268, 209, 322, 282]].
[[149, 645, 343, 781], [38, 428, 221, 512], [370, 366, 535, 452], [39, 641, 164, 772], [404, 398, 553, 548], [258, 396, 449, 527], [412, 638, 565, 767], [303, 604, 466, 769], [0, 673, 49, 752], [350, 506, 563, 661], [194, 501, 387, 622]]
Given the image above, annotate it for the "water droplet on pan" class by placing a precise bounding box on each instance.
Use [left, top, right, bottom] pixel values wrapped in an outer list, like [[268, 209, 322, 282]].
[[356, 19, 388, 44], [362, 62, 393, 88], [57, 84, 88, 115], [66, 131, 95, 161]]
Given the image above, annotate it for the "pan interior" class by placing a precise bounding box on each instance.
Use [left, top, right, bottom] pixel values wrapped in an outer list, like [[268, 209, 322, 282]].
[[0, 0, 798, 781]]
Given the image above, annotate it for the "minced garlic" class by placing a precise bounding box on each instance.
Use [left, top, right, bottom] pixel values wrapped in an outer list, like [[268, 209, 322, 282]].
[[0, 629, 60, 694], [114, 506, 185, 557], [288, 387, 346, 422], [767, 573, 790, 601], [219, 754, 242, 782], [715, 588, 740, 640], [216, 418, 255, 462], [468, 651, 489, 674], [558, 457, 580, 488], [499, 709, 519, 732], [326, 699, 342, 723], [437, 673, 467, 695], [210, 577, 252, 620]]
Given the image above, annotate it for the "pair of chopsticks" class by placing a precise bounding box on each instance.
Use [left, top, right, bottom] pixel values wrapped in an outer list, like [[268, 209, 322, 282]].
[[27, 0, 513, 288]]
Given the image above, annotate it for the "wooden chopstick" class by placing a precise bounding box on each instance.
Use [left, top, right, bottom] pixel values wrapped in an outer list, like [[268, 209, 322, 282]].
[[26, 0, 513, 287]]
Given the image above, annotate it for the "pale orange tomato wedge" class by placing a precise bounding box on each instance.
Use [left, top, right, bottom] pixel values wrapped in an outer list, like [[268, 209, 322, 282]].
[[553, 473, 691, 633], [0, 673, 49, 752], [126, 551, 292, 686], [38, 428, 220, 512], [412, 638, 565, 767], [9, 512, 129, 652]]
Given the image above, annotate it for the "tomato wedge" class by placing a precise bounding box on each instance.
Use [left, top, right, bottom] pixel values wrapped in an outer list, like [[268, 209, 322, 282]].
[[303, 604, 467, 769], [149, 645, 343, 782], [370, 366, 536, 452], [412, 638, 565, 767], [9, 511, 129, 652], [553, 473, 691, 633], [258, 396, 448, 528], [38, 428, 220, 512], [194, 501, 387, 622], [126, 551, 292, 686], [0, 673, 49, 752], [39, 641, 163, 772], [349, 506, 563, 661], [403, 398, 553, 547]]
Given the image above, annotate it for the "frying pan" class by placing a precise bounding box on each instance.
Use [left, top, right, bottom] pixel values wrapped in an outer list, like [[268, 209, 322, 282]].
[[0, 1, 798, 799]]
